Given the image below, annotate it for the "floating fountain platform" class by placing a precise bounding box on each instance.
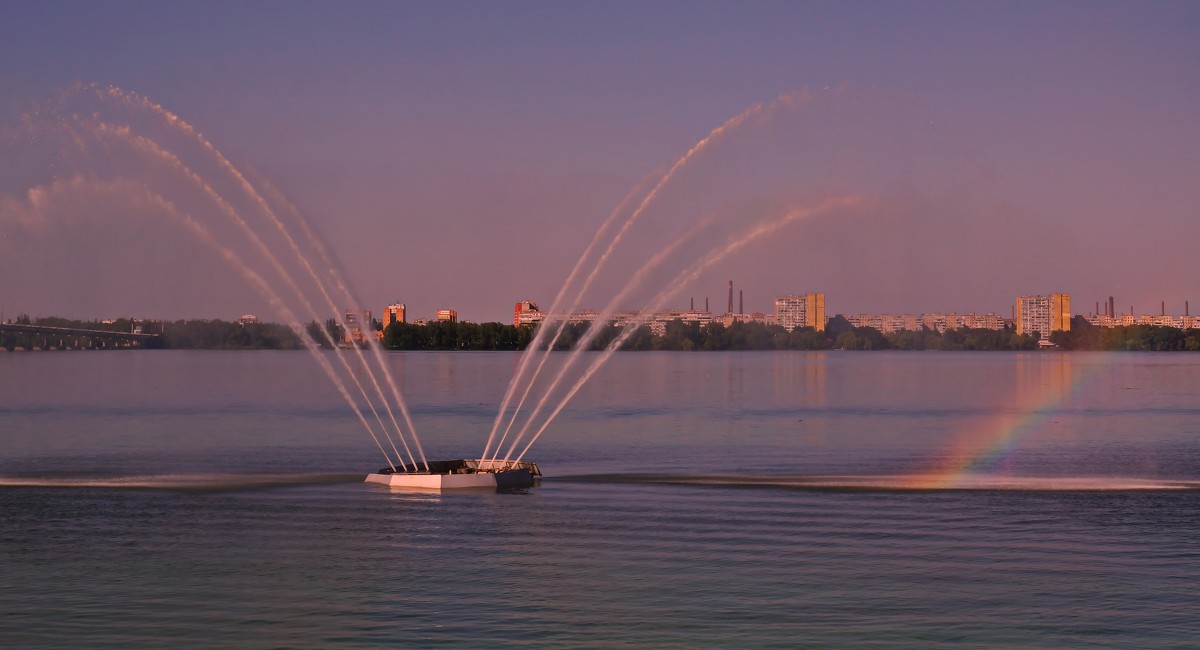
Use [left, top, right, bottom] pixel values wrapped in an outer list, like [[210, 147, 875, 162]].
[[364, 459, 542, 490]]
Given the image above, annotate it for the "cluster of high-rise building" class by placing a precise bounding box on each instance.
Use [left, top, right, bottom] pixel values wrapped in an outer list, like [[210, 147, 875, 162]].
[[365, 287, 1198, 345], [504, 291, 1089, 344], [839, 295, 1063, 340], [340, 303, 460, 342], [377, 303, 458, 327]]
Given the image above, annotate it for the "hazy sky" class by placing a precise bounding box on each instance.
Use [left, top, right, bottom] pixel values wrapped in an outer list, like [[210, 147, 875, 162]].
[[1, 1, 1197, 322]]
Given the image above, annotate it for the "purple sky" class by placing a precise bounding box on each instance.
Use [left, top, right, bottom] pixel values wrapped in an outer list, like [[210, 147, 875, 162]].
[[1, 1, 1198, 322]]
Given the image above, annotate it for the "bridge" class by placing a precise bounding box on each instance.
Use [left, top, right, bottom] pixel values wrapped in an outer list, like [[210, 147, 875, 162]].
[[0, 323, 162, 351]]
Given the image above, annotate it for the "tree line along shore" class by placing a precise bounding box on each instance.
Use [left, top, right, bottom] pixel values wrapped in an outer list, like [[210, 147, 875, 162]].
[[5, 314, 1200, 352]]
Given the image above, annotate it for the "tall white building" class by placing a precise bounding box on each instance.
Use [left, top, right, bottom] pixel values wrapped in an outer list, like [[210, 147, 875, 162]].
[[774, 293, 826, 331], [1016, 294, 1070, 341]]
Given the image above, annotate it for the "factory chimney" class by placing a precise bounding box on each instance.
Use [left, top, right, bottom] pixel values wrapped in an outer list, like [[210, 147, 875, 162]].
[[739, 290, 744, 315], [727, 281, 734, 315]]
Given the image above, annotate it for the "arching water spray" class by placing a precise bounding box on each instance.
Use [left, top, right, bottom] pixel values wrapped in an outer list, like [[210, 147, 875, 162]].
[[3, 175, 401, 470], [488, 90, 817, 462], [8, 85, 424, 471], [498, 212, 723, 462], [252, 179, 428, 470], [89, 86, 427, 470], [482, 178, 651, 461], [511, 196, 866, 463], [75, 116, 415, 470]]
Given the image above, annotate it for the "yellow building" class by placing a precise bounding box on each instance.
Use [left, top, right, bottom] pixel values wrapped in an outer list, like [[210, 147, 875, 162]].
[[774, 293, 826, 332], [435, 309, 458, 324], [382, 303, 406, 328], [1015, 294, 1070, 341]]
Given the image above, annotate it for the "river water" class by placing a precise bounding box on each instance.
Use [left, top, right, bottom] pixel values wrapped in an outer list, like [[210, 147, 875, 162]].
[[2, 350, 1198, 647]]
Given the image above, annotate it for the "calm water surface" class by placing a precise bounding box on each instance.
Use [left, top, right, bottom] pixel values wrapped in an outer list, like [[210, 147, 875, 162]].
[[2, 350, 1198, 647]]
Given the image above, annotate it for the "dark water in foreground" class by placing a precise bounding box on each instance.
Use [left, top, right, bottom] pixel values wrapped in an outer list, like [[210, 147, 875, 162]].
[[2, 351, 1199, 647]]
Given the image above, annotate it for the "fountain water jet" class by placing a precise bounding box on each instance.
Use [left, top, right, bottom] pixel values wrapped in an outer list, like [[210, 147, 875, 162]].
[[510, 196, 867, 463], [489, 90, 847, 464], [486, 90, 818, 466], [5, 174, 403, 467], [253, 179, 428, 470], [481, 177, 654, 464], [95, 86, 428, 471], [78, 114, 419, 470], [494, 84, 981, 470], [4, 86, 430, 476], [4, 83, 960, 491]]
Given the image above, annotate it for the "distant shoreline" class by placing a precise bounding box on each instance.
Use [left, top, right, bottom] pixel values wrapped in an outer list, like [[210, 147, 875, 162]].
[[6, 348, 1200, 354], [4, 315, 1198, 353]]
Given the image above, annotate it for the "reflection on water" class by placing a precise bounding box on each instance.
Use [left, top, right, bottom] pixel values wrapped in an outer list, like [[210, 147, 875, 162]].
[[0, 472, 363, 491], [2, 351, 1199, 647], [558, 472, 1200, 492], [3, 350, 1200, 480]]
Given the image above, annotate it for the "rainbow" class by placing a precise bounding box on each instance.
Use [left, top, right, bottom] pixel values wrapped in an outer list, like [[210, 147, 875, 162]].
[[904, 355, 1101, 489]]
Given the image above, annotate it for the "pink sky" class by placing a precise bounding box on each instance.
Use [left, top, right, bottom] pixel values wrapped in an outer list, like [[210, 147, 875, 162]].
[[1, 2, 1197, 322]]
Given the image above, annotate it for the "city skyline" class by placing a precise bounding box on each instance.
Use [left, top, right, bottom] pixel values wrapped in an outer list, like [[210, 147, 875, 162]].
[[8, 281, 1199, 328], [1, 3, 1197, 324]]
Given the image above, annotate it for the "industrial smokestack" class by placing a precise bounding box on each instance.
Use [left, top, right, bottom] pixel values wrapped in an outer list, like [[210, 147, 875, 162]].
[[739, 290, 743, 315], [1162, 301, 1166, 317], [1109, 296, 1114, 318], [728, 281, 734, 315], [1096, 301, 1100, 317], [1187, 301, 1190, 317], [690, 297, 694, 310], [705, 297, 709, 312]]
